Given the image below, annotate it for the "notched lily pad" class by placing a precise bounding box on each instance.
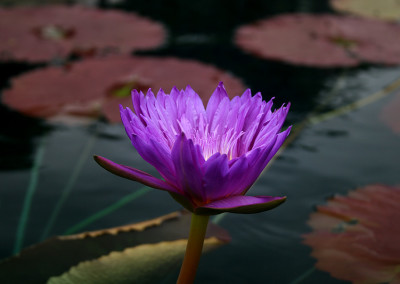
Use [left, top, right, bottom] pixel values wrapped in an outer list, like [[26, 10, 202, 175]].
[[0, 5, 166, 62], [330, 0, 400, 22], [235, 14, 400, 67], [303, 184, 400, 283], [1, 56, 246, 123], [47, 238, 222, 284], [0, 211, 230, 284]]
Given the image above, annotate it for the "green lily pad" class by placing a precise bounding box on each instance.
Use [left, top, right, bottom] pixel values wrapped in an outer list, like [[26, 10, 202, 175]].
[[48, 238, 222, 284], [330, 0, 400, 21], [0, 211, 230, 284]]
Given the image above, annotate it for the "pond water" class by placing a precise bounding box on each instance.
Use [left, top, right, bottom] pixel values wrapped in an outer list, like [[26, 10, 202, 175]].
[[1, 1, 399, 283]]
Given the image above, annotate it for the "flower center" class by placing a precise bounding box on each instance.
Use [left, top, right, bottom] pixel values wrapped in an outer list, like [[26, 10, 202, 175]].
[[189, 128, 244, 161], [174, 115, 245, 161]]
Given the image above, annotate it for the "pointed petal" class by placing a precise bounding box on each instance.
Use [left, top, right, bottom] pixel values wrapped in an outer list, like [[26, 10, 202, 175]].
[[131, 135, 176, 182], [184, 85, 206, 115], [206, 82, 229, 124], [239, 126, 292, 195], [120, 106, 140, 140], [263, 126, 292, 166], [195, 195, 287, 215], [202, 153, 230, 201], [202, 154, 252, 200], [222, 155, 251, 196], [93, 155, 181, 194], [171, 133, 206, 201], [239, 137, 278, 193]]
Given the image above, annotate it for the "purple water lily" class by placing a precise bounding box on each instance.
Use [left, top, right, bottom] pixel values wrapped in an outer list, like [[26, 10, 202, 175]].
[[95, 82, 291, 215]]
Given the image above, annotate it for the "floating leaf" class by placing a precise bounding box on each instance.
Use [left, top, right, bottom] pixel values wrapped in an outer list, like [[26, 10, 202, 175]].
[[235, 14, 400, 67], [330, 0, 400, 22], [380, 92, 400, 134], [0, 211, 230, 284], [0, 6, 165, 62], [1, 56, 245, 123], [47, 238, 221, 284], [303, 184, 400, 283]]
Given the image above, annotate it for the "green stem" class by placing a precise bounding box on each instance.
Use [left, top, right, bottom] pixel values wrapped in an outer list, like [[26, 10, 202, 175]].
[[289, 267, 316, 284], [63, 187, 151, 235], [14, 137, 47, 254], [177, 213, 209, 284], [40, 130, 96, 240]]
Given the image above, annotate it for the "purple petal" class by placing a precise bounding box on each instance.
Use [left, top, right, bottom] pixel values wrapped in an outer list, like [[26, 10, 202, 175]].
[[120, 105, 134, 140], [202, 152, 229, 201], [184, 85, 206, 116], [239, 136, 278, 193], [222, 155, 251, 196], [130, 135, 176, 182], [171, 133, 205, 201], [206, 82, 229, 124], [209, 96, 230, 134], [195, 195, 287, 215], [93, 155, 181, 194], [131, 89, 146, 125], [263, 126, 292, 166], [240, 126, 292, 194]]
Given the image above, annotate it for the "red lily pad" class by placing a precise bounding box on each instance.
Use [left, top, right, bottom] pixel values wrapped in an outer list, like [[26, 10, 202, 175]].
[[235, 14, 400, 67], [303, 184, 400, 283], [380, 92, 400, 135], [0, 5, 166, 62], [330, 0, 400, 22], [1, 56, 246, 123]]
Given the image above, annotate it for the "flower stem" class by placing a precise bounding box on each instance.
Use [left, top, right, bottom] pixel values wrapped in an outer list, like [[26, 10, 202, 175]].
[[177, 213, 210, 284]]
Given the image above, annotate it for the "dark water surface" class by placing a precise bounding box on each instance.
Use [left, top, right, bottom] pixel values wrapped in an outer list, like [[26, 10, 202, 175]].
[[1, 1, 400, 283]]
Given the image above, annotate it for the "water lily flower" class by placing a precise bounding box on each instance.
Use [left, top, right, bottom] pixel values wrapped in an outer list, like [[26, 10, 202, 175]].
[[95, 82, 290, 214], [94, 82, 291, 283]]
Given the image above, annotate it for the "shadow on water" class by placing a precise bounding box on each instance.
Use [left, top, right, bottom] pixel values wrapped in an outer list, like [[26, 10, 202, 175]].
[[0, 62, 52, 170], [111, 0, 333, 35]]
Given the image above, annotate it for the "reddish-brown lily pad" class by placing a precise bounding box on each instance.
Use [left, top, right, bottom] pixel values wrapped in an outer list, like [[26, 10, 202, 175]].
[[330, 0, 400, 22], [380, 92, 400, 135], [303, 184, 400, 283], [235, 14, 400, 67], [1, 56, 246, 123], [0, 5, 166, 62]]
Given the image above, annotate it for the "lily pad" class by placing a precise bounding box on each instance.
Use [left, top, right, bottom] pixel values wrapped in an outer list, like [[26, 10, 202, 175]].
[[303, 184, 400, 283], [47, 238, 222, 284], [380, 92, 400, 134], [0, 211, 230, 284], [1, 56, 245, 123], [0, 5, 166, 62], [330, 0, 400, 22], [235, 14, 400, 67]]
